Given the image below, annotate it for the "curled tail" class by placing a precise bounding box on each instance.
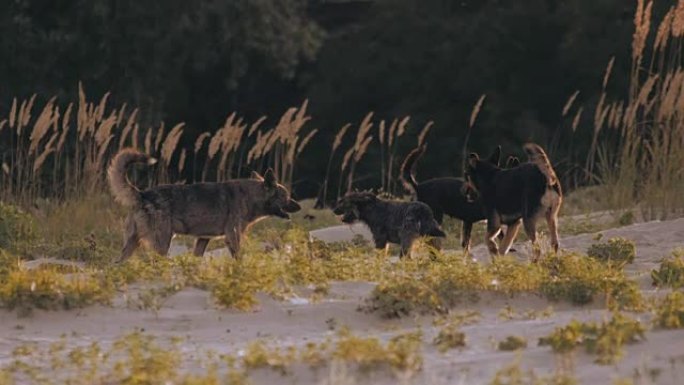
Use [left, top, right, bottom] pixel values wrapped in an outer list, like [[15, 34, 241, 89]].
[[523, 143, 561, 194], [107, 148, 157, 207], [400, 145, 426, 195]]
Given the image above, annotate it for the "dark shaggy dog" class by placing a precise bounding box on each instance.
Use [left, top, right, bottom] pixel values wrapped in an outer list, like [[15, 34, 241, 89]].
[[333, 192, 446, 257], [399, 145, 504, 253], [107, 148, 301, 260], [465, 143, 562, 260]]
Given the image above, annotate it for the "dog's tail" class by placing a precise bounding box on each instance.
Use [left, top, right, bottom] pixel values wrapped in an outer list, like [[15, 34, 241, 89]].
[[107, 148, 157, 207], [400, 145, 426, 195], [523, 143, 561, 194]]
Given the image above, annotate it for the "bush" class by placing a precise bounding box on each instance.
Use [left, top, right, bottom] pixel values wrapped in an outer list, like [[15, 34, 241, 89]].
[[651, 250, 684, 288], [539, 253, 643, 309], [0, 202, 36, 254], [433, 324, 466, 353], [539, 313, 646, 364], [498, 336, 527, 351], [654, 291, 684, 329], [587, 237, 636, 266]]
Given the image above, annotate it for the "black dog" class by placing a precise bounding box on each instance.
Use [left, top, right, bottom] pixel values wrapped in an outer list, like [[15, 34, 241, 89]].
[[400, 145, 506, 253], [465, 143, 562, 261], [333, 192, 446, 257]]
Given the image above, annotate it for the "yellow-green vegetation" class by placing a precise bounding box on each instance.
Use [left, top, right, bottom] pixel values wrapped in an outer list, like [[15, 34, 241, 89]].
[[498, 336, 528, 351], [538, 313, 646, 365], [368, 252, 643, 318], [433, 323, 466, 353], [653, 291, 684, 329], [0, 329, 425, 384], [651, 249, 684, 288], [586, 237, 636, 267], [489, 358, 576, 385], [0, 202, 36, 254]]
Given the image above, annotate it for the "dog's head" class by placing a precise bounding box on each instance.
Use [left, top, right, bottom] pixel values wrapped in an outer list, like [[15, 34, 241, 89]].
[[333, 191, 377, 224], [254, 169, 301, 219], [464, 145, 503, 201]]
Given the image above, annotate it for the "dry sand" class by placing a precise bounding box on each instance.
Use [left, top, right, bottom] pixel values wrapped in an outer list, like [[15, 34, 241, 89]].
[[1, 218, 684, 384]]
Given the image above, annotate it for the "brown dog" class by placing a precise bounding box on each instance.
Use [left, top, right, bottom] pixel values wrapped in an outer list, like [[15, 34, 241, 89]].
[[107, 148, 300, 260], [465, 143, 562, 261]]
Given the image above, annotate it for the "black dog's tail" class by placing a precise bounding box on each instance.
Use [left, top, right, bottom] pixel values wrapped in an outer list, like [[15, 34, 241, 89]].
[[523, 143, 561, 194], [400, 145, 426, 195], [107, 148, 158, 207]]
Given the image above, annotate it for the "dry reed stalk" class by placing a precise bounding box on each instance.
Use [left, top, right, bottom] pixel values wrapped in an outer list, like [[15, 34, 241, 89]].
[[194, 132, 211, 154], [8, 98, 17, 129], [154, 122, 166, 152], [562, 91, 580, 118], [248, 116, 267, 137], [29, 97, 57, 155], [417, 121, 434, 146], [119, 108, 138, 148], [572, 107, 584, 132], [161, 123, 185, 164], [469, 94, 487, 128]]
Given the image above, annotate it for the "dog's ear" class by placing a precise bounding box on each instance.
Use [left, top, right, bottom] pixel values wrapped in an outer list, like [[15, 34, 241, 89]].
[[250, 171, 264, 181], [263, 168, 277, 189], [506, 155, 520, 168], [487, 145, 501, 166], [467, 153, 479, 168]]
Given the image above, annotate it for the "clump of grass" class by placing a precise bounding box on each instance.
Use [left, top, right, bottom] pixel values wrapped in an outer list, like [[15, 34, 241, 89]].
[[651, 249, 684, 288], [498, 336, 528, 351], [333, 328, 423, 375], [489, 358, 577, 385], [0, 266, 113, 315], [653, 291, 684, 329], [539, 252, 643, 309], [433, 323, 466, 353], [242, 340, 297, 374], [587, 237, 636, 266], [539, 313, 646, 364], [0, 201, 36, 254]]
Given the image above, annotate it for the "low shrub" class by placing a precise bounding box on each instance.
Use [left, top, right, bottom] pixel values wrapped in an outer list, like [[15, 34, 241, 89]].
[[653, 291, 684, 329], [498, 336, 527, 351], [539, 313, 646, 364], [587, 237, 636, 266], [0, 202, 36, 254], [651, 249, 684, 288]]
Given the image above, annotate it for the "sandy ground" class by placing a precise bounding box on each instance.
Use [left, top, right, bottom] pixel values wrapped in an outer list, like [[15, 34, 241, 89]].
[[1, 218, 684, 384]]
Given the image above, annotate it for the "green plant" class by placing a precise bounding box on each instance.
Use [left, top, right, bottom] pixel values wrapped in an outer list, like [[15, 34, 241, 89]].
[[433, 323, 466, 353], [587, 237, 636, 266], [651, 249, 684, 288], [539, 313, 645, 364], [654, 291, 684, 329], [0, 202, 36, 254], [498, 336, 528, 351]]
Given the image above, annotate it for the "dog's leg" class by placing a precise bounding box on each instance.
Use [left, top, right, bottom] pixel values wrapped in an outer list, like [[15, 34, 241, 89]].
[[461, 221, 473, 254], [546, 208, 560, 253], [399, 234, 417, 259], [193, 238, 210, 257], [120, 215, 140, 262], [152, 230, 173, 256], [225, 226, 242, 260], [485, 214, 502, 256], [499, 219, 521, 255], [522, 218, 540, 262]]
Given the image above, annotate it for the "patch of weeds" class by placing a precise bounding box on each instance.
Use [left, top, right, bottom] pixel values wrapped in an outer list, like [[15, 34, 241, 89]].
[[539, 313, 646, 365], [539, 253, 644, 309], [0, 201, 36, 254], [242, 340, 296, 374], [587, 237, 636, 266], [0, 267, 113, 315], [433, 310, 482, 327], [616, 211, 635, 226], [651, 249, 684, 288], [433, 323, 466, 353], [498, 336, 528, 351], [653, 291, 684, 329], [128, 284, 180, 315], [499, 305, 555, 321], [489, 358, 577, 385]]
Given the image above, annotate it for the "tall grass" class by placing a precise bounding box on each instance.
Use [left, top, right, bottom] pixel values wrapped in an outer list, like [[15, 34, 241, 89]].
[[0, 89, 322, 204], [585, 0, 684, 218]]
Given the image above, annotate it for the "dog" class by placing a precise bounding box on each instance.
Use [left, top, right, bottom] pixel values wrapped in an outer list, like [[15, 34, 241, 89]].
[[332, 191, 446, 257], [107, 148, 301, 260], [400, 144, 508, 253], [465, 143, 562, 261]]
